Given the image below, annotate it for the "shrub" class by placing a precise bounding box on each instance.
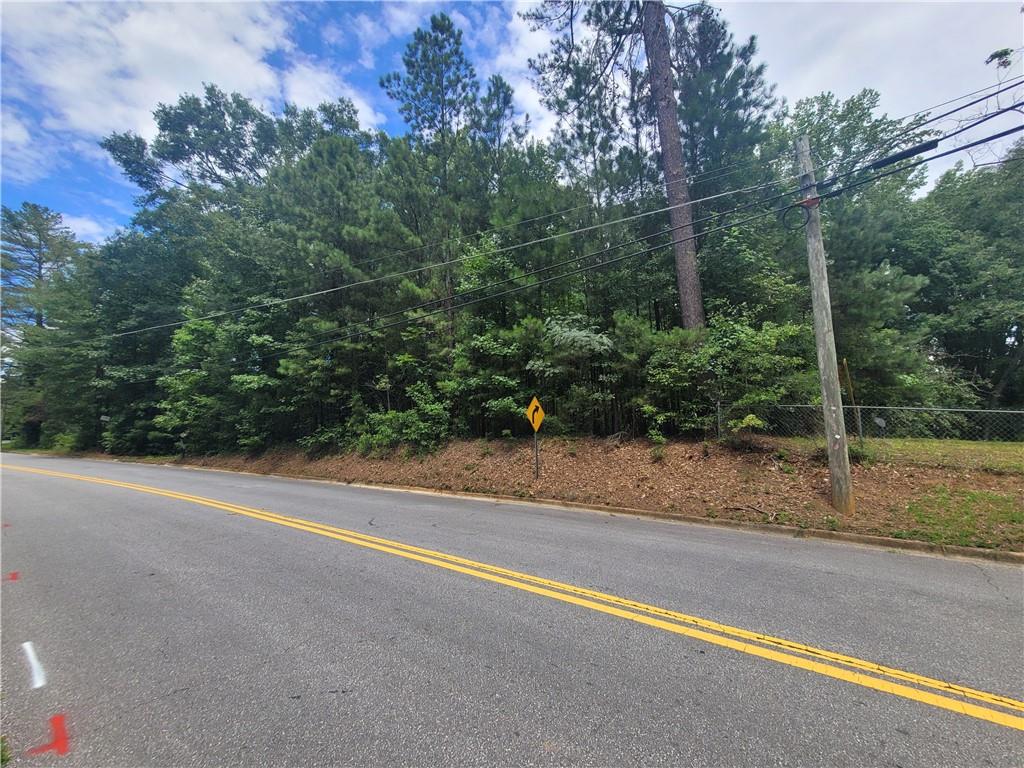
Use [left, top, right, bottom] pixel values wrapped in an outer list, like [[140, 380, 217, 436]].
[[846, 441, 877, 465], [727, 413, 767, 433], [812, 441, 876, 466], [355, 382, 449, 456], [48, 431, 78, 454], [723, 413, 767, 451], [298, 425, 349, 456]]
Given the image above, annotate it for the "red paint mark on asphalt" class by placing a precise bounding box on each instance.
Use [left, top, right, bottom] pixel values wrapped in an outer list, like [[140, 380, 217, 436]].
[[2, 522, 11, 528], [4, 571, 19, 582], [26, 714, 70, 757]]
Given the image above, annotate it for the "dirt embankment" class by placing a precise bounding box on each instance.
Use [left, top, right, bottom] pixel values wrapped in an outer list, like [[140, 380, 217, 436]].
[[168, 437, 1023, 551]]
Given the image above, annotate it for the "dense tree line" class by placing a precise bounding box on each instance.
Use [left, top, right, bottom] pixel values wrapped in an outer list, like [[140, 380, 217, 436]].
[[3, 6, 1022, 455]]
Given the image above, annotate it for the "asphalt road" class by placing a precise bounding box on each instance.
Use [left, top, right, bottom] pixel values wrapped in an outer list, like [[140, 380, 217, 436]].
[[1, 453, 1022, 767]]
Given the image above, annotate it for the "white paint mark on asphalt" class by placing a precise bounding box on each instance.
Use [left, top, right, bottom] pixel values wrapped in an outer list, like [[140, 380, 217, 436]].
[[22, 641, 47, 689]]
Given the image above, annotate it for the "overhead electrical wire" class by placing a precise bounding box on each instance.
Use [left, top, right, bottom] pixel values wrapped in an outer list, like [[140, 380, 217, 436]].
[[34, 78, 1024, 356], [814, 76, 1024, 181], [292, 122, 1024, 358], [121, 205, 790, 385], [113, 93, 1024, 343], [116, 75, 1024, 324], [814, 124, 1023, 201], [102, 173, 805, 340], [148, 148, 792, 305], [273, 210, 785, 358], [292, 181, 810, 348], [115, 122, 1021, 386], [815, 98, 1024, 193]]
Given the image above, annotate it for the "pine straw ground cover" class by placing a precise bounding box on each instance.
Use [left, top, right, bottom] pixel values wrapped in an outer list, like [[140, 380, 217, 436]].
[[167, 436, 1024, 552]]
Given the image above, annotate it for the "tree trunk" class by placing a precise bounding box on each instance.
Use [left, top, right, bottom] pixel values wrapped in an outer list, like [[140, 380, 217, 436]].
[[34, 246, 45, 327], [640, 0, 705, 329]]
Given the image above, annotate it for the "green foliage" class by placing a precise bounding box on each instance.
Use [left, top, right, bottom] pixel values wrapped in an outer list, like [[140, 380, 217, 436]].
[[640, 316, 817, 433], [846, 442, 877, 465], [728, 414, 767, 432], [4, 11, 1020, 462], [43, 430, 79, 454], [2, 202, 80, 329], [356, 382, 450, 456]]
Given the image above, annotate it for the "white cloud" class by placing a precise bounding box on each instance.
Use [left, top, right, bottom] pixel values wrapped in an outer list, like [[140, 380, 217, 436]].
[[483, 2, 560, 142], [1, 106, 56, 184], [2, 2, 289, 141], [717, 1, 1024, 183], [449, 9, 473, 37], [354, 13, 392, 70], [63, 214, 120, 244], [381, 2, 439, 36], [1, 1, 385, 188], [282, 59, 386, 128], [458, 5, 503, 53]]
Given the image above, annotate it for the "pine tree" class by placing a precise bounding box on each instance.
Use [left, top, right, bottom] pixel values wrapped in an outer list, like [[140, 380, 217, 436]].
[[1, 203, 78, 330]]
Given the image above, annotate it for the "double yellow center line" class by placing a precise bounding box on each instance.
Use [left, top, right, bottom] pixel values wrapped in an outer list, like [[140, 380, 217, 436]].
[[6, 463, 1023, 731]]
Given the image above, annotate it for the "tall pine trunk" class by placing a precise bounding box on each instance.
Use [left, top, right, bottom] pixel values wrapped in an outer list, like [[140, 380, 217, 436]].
[[641, 0, 705, 329]]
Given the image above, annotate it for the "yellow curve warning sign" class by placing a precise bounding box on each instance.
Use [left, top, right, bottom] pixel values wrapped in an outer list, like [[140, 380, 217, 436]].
[[525, 397, 545, 432]]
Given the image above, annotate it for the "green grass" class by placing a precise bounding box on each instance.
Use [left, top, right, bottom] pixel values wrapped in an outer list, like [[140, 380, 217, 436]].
[[1, 734, 10, 766], [776, 437, 1024, 474], [871, 438, 1024, 474], [894, 486, 1024, 549]]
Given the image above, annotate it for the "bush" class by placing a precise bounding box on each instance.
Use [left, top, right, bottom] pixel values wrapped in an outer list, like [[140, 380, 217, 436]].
[[355, 382, 449, 456], [298, 425, 349, 456], [847, 441, 877, 465], [811, 441, 876, 466], [722, 413, 767, 451], [727, 414, 767, 433], [47, 431, 78, 454]]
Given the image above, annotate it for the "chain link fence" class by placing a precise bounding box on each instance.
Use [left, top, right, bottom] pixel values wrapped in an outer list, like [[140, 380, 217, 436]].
[[718, 403, 1024, 443], [717, 403, 1024, 472]]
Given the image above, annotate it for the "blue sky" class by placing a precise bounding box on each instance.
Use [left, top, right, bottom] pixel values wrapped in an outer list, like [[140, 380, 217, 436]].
[[2, 1, 1021, 243]]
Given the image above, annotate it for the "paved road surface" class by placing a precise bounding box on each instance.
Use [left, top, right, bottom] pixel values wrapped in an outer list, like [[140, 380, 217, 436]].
[[2, 454, 1022, 766]]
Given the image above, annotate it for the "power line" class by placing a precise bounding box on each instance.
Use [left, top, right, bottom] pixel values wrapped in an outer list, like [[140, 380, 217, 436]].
[[155, 147, 791, 305], [157, 76, 1024, 319], [30, 79, 1024, 354], [123, 204, 792, 385], [105, 173, 802, 340], [293, 181, 806, 347], [806, 76, 1024, 185], [815, 100, 1024, 192], [906, 77, 1023, 132], [117, 77, 1022, 330], [118, 119, 1023, 386], [258, 124, 1024, 364], [816, 123, 1024, 202], [126, 96, 1023, 341]]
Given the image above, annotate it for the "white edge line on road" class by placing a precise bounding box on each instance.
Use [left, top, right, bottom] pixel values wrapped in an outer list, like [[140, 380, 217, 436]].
[[22, 641, 47, 689]]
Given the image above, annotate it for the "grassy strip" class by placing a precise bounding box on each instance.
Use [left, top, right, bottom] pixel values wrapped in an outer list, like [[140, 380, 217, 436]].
[[893, 486, 1024, 549], [776, 436, 1024, 475]]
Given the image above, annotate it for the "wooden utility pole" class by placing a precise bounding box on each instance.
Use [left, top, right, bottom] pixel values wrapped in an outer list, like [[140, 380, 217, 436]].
[[640, 0, 705, 329], [795, 135, 854, 515]]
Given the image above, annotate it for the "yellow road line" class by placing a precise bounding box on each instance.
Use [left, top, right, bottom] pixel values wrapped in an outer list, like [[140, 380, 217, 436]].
[[6, 463, 1024, 731], [247, 505, 1024, 715]]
